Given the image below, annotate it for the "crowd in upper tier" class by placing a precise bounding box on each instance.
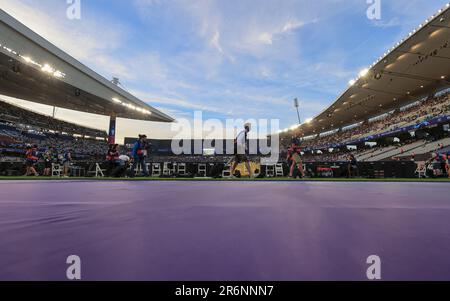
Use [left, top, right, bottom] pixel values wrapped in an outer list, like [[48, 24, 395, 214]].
[[0, 122, 108, 162], [0, 100, 107, 138], [292, 91, 450, 150], [0, 100, 108, 162], [279, 91, 450, 163]]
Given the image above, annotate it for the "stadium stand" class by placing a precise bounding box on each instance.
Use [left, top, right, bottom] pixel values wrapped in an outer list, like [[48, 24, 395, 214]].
[[0, 100, 108, 162], [283, 90, 450, 164], [0, 100, 107, 138]]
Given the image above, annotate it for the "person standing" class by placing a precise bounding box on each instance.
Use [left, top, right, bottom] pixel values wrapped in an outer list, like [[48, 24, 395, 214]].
[[43, 148, 52, 176], [231, 123, 253, 178], [445, 152, 450, 179], [130, 135, 149, 177], [347, 153, 358, 178], [62, 148, 72, 177], [287, 138, 305, 178], [106, 144, 120, 177], [24, 144, 39, 176]]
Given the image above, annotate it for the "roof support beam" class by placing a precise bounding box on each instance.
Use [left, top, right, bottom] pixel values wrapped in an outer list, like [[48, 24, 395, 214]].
[[380, 70, 443, 82]]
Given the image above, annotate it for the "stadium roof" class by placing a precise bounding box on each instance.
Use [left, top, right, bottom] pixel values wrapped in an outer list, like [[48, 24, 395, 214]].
[[286, 3, 450, 138], [0, 9, 174, 123]]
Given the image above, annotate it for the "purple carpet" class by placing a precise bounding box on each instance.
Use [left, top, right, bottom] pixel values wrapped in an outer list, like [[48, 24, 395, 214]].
[[0, 180, 450, 281]]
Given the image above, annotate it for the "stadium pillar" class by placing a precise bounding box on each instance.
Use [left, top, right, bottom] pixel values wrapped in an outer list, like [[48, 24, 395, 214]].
[[108, 113, 117, 145]]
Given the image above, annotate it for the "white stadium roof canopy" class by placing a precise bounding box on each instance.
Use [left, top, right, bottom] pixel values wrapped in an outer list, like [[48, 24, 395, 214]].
[[285, 3, 450, 137], [0, 9, 174, 123]]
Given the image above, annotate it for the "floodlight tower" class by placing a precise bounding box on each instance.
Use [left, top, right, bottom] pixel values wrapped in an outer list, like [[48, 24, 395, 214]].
[[108, 77, 121, 145], [294, 98, 301, 125]]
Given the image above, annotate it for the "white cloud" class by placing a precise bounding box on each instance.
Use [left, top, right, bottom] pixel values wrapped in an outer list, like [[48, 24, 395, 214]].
[[257, 19, 308, 46], [129, 90, 224, 113], [0, 0, 126, 79]]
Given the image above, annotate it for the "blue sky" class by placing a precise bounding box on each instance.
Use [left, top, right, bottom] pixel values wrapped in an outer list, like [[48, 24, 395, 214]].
[[0, 0, 448, 141]]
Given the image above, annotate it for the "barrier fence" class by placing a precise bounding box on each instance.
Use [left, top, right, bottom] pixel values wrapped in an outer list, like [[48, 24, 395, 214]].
[[0, 160, 424, 178]]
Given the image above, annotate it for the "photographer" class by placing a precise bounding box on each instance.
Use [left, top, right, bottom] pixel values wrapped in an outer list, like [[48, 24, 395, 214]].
[[130, 134, 150, 177], [111, 155, 132, 178], [106, 144, 120, 177]]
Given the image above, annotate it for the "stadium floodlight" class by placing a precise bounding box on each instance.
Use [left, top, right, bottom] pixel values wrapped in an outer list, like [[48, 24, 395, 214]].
[[112, 98, 122, 104], [41, 64, 55, 73], [359, 68, 369, 77], [348, 79, 356, 86], [53, 71, 64, 78], [304, 118, 313, 124], [294, 98, 301, 125], [441, 76, 446, 79], [22, 56, 32, 63]]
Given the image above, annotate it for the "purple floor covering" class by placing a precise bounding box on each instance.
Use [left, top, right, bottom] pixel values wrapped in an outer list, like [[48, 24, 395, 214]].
[[0, 180, 450, 281]]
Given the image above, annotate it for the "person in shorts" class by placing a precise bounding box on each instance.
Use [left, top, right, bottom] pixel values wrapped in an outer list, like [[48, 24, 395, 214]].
[[231, 123, 253, 178], [287, 137, 305, 178]]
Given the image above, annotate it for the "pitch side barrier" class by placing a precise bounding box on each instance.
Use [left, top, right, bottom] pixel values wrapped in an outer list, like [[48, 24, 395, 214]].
[[0, 160, 418, 178]]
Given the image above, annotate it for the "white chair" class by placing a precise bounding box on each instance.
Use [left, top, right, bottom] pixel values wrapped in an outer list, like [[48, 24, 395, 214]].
[[222, 164, 232, 178], [265, 165, 275, 177], [198, 164, 207, 177], [94, 163, 106, 177], [51, 163, 62, 177], [275, 164, 284, 177], [415, 161, 426, 178], [177, 163, 187, 176], [162, 162, 173, 176], [87, 163, 106, 177], [152, 163, 161, 177]]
